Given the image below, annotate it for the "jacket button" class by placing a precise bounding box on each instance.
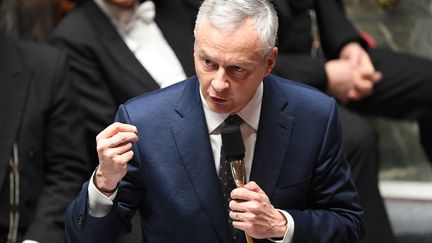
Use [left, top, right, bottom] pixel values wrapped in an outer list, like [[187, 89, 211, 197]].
[[78, 214, 84, 225]]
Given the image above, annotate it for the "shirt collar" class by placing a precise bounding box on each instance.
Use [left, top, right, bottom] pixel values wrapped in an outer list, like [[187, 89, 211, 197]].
[[200, 82, 263, 134]]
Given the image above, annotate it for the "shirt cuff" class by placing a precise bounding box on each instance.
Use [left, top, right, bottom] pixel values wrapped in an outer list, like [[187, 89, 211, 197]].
[[268, 209, 295, 243], [88, 171, 118, 217]]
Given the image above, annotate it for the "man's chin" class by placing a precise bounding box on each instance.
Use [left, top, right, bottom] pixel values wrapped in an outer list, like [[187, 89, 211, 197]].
[[208, 102, 233, 114]]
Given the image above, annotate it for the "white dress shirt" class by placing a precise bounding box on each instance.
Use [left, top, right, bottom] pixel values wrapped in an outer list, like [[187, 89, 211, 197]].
[[94, 0, 187, 88], [88, 82, 294, 242], [201, 83, 262, 182]]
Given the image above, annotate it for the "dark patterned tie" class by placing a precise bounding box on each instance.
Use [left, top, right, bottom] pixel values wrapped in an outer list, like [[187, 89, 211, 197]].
[[219, 114, 243, 241]]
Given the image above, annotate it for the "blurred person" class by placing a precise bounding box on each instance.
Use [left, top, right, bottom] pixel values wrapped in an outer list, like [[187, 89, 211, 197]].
[[271, 1, 432, 241], [272, 0, 432, 166], [53, 0, 78, 25], [50, 0, 197, 173], [64, 0, 365, 242], [0, 35, 88, 242]]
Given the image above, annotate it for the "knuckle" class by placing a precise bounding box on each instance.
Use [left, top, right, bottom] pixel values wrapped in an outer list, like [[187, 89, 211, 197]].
[[125, 142, 133, 149], [112, 122, 122, 131], [96, 143, 107, 153], [102, 149, 115, 159], [112, 156, 124, 165], [249, 204, 260, 213], [121, 134, 129, 142], [125, 151, 134, 161], [249, 214, 257, 223]]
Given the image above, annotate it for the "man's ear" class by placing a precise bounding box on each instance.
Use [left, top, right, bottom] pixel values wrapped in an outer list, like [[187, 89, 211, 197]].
[[264, 47, 278, 75]]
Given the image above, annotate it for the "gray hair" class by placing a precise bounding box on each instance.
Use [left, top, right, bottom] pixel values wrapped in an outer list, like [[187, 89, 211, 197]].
[[194, 0, 278, 57]]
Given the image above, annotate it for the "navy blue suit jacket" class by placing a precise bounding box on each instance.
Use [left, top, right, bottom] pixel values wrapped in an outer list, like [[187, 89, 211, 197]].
[[65, 75, 364, 243]]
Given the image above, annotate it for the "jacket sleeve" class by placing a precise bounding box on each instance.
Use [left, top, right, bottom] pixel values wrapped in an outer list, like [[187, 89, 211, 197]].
[[274, 53, 328, 91], [64, 105, 142, 243], [314, 0, 368, 59], [65, 181, 128, 243]]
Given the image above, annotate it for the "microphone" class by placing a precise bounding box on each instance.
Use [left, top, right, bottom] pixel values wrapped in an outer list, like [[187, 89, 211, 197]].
[[221, 123, 254, 243], [221, 124, 246, 187]]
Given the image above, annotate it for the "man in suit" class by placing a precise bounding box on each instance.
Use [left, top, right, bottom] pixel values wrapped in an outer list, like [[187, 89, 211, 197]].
[[0, 36, 88, 243], [50, 0, 387, 242], [65, 0, 364, 242]]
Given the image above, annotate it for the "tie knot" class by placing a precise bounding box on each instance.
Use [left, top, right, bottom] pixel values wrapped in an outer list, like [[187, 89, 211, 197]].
[[224, 114, 242, 126]]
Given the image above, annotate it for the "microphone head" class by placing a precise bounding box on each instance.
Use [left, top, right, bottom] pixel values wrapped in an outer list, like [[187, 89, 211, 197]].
[[221, 124, 245, 160]]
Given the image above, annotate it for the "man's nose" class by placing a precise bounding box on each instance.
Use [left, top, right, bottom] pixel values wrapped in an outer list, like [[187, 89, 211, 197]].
[[211, 68, 229, 92]]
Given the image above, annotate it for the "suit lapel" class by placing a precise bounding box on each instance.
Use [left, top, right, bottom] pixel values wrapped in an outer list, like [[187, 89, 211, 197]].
[[84, 1, 160, 91], [0, 38, 31, 194], [250, 76, 295, 198], [170, 76, 295, 240], [170, 77, 233, 242]]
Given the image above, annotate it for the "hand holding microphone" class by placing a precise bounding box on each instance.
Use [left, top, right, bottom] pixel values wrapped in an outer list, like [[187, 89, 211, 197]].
[[221, 121, 287, 241]]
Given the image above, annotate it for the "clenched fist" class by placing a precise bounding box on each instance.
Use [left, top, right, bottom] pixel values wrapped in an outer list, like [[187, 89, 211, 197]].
[[94, 122, 138, 196]]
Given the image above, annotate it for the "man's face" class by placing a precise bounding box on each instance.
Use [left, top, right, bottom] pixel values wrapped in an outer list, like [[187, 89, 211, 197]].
[[194, 18, 277, 114]]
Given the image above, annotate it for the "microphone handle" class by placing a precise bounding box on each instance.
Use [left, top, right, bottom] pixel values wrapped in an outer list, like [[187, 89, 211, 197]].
[[245, 234, 254, 243], [229, 159, 254, 243], [229, 159, 246, 187]]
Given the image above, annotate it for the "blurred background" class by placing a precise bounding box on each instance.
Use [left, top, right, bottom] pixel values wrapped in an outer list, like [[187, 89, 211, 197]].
[[346, 1, 432, 242], [1, 0, 431, 242]]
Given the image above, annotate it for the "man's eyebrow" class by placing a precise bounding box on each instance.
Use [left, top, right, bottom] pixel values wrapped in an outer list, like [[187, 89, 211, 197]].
[[197, 49, 253, 67], [197, 50, 209, 57]]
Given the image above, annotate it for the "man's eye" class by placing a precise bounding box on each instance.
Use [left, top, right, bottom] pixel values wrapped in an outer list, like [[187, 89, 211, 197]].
[[231, 66, 243, 73], [234, 66, 244, 72], [204, 59, 213, 66]]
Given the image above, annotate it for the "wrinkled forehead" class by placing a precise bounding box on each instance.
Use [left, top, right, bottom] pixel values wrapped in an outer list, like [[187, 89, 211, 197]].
[[195, 18, 264, 54]]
